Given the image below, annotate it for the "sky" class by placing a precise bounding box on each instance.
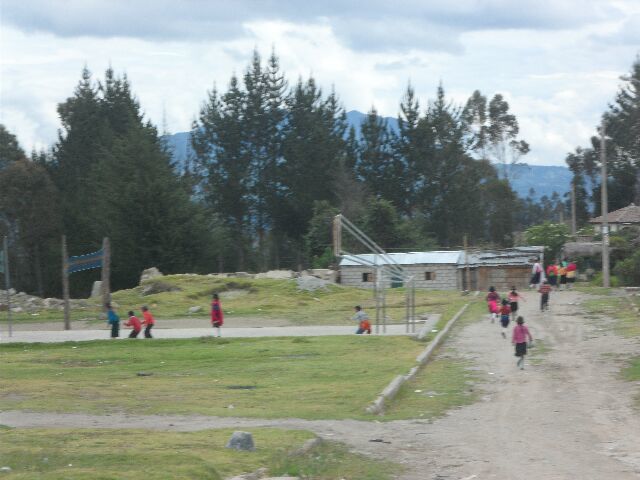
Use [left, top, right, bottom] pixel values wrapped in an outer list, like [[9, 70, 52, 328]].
[[1, 0, 639, 166]]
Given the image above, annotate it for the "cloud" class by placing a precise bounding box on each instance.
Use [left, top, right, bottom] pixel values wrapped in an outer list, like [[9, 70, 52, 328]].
[[1, 0, 625, 53]]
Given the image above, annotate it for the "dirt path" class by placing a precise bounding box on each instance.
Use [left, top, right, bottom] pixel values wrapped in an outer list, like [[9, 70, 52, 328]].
[[3, 290, 640, 479]]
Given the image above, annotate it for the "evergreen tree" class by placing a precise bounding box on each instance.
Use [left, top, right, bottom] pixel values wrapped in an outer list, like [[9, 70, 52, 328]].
[[0, 124, 26, 169]]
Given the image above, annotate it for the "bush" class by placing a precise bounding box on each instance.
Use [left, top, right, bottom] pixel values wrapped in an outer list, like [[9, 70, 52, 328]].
[[614, 250, 640, 286], [590, 272, 620, 287]]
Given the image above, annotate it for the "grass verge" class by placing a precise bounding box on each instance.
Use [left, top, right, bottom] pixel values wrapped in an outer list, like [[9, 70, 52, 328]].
[[0, 427, 397, 480], [582, 295, 640, 337]]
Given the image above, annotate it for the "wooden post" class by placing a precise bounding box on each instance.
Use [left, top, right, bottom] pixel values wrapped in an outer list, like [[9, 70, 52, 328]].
[[62, 235, 71, 330], [101, 237, 111, 308], [3, 236, 12, 337], [464, 234, 471, 292], [600, 124, 610, 288]]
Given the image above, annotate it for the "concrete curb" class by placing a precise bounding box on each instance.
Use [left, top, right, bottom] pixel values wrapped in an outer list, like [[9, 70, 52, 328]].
[[365, 303, 470, 415]]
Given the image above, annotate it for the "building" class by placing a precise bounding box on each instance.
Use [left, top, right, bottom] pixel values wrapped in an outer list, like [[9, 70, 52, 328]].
[[589, 203, 640, 233], [339, 251, 462, 290], [338, 246, 543, 291], [460, 247, 544, 291]]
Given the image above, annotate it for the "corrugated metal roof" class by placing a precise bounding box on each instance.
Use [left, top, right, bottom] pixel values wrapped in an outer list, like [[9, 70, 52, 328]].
[[459, 247, 544, 268], [339, 251, 462, 266]]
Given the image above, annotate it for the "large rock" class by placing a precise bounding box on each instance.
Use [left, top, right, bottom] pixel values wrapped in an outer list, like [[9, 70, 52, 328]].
[[140, 267, 163, 284], [226, 431, 255, 451], [90, 281, 103, 298], [296, 276, 330, 292], [140, 281, 181, 296], [188, 306, 202, 314], [255, 270, 295, 280]]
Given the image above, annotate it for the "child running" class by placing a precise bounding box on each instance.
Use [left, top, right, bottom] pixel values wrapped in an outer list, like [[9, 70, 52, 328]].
[[106, 303, 120, 339], [352, 306, 372, 334], [499, 299, 511, 338], [124, 310, 142, 338], [486, 286, 500, 323], [512, 316, 533, 370], [508, 286, 525, 321], [141, 306, 155, 338], [539, 280, 552, 311]]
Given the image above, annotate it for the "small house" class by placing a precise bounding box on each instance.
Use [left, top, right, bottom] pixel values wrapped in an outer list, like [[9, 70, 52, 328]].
[[589, 203, 640, 234]]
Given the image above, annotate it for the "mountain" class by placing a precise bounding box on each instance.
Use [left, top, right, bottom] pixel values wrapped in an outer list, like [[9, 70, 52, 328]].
[[163, 111, 573, 201]]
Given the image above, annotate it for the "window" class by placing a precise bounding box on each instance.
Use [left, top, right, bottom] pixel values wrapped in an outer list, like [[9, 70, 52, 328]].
[[425, 271, 435, 281], [362, 272, 373, 282]]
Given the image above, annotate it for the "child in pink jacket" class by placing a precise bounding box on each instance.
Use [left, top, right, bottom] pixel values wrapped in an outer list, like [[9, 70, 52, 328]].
[[512, 316, 533, 370]]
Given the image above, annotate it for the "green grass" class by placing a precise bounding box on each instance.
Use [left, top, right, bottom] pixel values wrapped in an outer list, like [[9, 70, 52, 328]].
[[0, 427, 396, 480], [0, 336, 428, 420], [2, 275, 468, 326], [622, 358, 640, 382], [575, 284, 614, 296]]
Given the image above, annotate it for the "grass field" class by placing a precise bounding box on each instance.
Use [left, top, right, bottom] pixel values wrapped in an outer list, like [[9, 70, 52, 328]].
[[583, 294, 640, 337], [0, 427, 397, 480], [1, 275, 469, 326], [0, 335, 436, 420]]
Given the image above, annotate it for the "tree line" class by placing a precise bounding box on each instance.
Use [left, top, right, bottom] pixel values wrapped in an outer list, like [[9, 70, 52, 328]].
[[1, 50, 572, 297]]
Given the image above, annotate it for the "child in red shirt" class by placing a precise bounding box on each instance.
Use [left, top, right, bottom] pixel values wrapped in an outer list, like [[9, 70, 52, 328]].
[[124, 311, 141, 338], [211, 293, 224, 337], [512, 316, 533, 370], [499, 299, 511, 338], [486, 286, 500, 323], [141, 306, 155, 338], [538, 281, 552, 311]]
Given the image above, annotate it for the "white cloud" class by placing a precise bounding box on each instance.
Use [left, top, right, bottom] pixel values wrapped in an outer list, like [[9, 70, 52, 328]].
[[0, 1, 638, 166]]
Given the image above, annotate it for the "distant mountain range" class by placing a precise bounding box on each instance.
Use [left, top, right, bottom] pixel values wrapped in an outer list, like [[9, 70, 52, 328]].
[[163, 110, 574, 202]]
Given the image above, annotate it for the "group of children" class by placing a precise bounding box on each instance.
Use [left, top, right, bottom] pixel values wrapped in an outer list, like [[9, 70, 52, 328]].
[[486, 286, 533, 369], [105, 293, 225, 339], [544, 260, 577, 290], [106, 304, 155, 338]]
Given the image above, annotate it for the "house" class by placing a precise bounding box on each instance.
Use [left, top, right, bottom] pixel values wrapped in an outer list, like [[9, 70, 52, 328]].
[[338, 251, 462, 290], [460, 247, 544, 292], [589, 203, 640, 234], [338, 246, 544, 291]]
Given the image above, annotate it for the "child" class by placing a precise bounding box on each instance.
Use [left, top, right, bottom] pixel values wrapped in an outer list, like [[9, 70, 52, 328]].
[[539, 280, 552, 311], [106, 303, 120, 338], [512, 316, 533, 370], [211, 293, 224, 337], [566, 261, 577, 289], [558, 261, 567, 290], [141, 306, 155, 338], [486, 287, 500, 323], [352, 305, 372, 334], [508, 286, 525, 320], [530, 258, 543, 289], [499, 299, 511, 338], [546, 262, 558, 289], [124, 310, 142, 338]]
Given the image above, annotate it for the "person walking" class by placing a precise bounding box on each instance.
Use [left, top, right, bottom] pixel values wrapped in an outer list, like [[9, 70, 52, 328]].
[[530, 258, 543, 289], [141, 306, 155, 338], [508, 286, 525, 321], [124, 310, 142, 338], [486, 287, 500, 323], [558, 261, 568, 290], [211, 293, 224, 337], [539, 280, 552, 311], [499, 299, 511, 338], [546, 262, 558, 289], [512, 316, 533, 370], [106, 303, 120, 339], [566, 260, 577, 289], [352, 305, 371, 334]]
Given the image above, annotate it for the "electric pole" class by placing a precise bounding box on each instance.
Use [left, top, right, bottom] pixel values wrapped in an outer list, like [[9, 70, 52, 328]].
[[600, 122, 610, 288]]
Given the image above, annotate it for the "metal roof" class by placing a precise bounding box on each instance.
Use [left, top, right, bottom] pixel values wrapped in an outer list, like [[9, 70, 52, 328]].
[[339, 251, 463, 266], [459, 246, 544, 268], [590, 203, 640, 224]]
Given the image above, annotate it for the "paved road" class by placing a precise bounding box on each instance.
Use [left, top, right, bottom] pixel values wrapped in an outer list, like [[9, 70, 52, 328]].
[[0, 321, 434, 343]]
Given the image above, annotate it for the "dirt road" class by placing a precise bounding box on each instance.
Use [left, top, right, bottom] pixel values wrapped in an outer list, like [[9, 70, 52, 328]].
[[3, 290, 639, 479]]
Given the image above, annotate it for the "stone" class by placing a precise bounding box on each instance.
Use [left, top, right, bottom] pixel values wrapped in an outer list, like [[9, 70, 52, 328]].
[[254, 270, 295, 280], [43, 298, 63, 308], [188, 306, 202, 314], [140, 281, 181, 296], [296, 276, 329, 292], [226, 431, 255, 451], [90, 281, 103, 298], [233, 272, 253, 278], [140, 267, 163, 284], [0, 466, 12, 473], [10, 306, 23, 313]]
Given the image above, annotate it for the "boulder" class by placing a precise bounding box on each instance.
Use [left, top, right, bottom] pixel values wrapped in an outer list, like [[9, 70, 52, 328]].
[[188, 306, 202, 314], [10, 306, 23, 313], [140, 281, 181, 296], [90, 281, 103, 298], [255, 270, 295, 280], [296, 276, 330, 292], [226, 431, 255, 451], [140, 267, 163, 284], [43, 298, 64, 309]]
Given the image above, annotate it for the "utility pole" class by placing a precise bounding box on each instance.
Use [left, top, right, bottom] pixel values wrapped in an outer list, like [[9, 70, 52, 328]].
[[600, 123, 610, 288], [571, 182, 577, 235]]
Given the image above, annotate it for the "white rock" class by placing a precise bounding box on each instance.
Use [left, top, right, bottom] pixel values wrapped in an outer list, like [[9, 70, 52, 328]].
[[90, 281, 103, 298], [140, 267, 163, 284], [188, 306, 202, 314]]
